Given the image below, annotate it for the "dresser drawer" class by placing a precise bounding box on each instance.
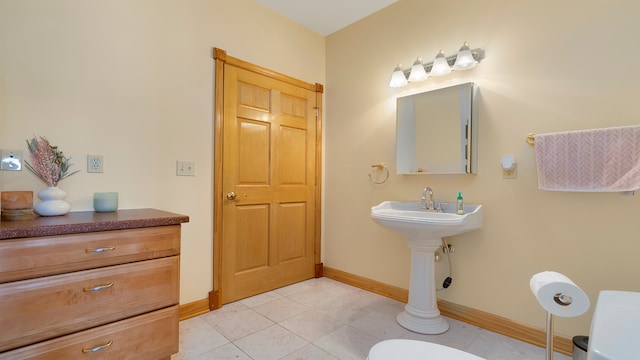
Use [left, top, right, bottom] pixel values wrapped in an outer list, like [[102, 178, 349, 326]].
[[0, 305, 179, 359], [0, 256, 179, 352], [0, 226, 180, 283]]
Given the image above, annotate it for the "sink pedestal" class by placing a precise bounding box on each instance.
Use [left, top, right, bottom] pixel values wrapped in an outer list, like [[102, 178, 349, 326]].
[[397, 237, 449, 334], [370, 200, 484, 335]]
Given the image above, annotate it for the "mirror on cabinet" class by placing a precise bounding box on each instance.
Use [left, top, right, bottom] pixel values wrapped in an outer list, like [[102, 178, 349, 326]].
[[396, 82, 476, 174]]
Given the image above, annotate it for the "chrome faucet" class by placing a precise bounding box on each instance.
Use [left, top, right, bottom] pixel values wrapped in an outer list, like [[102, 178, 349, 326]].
[[421, 187, 435, 210]]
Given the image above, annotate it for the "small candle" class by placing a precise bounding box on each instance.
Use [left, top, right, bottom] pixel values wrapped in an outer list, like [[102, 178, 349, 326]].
[[1, 191, 33, 210], [93, 192, 118, 212]]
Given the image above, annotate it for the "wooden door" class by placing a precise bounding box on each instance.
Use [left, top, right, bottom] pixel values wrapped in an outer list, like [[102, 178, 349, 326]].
[[211, 49, 323, 306]]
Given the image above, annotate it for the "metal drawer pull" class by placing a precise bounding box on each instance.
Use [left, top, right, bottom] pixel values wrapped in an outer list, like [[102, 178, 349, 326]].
[[81, 340, 113, 353], [83, 282, 114, 292], [85, 246, 116, 253]]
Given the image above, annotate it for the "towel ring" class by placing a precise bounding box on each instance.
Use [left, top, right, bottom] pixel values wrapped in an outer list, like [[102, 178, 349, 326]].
[[368, 163, 389, 184]]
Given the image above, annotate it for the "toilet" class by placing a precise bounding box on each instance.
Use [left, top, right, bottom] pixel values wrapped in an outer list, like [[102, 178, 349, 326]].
[[586, 290, 640, 360], [367, 339, 485, 360], [369, 291, 640, 359]]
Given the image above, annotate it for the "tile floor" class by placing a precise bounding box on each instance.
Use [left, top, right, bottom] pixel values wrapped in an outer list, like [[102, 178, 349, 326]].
[[172, 278, 571, 360]]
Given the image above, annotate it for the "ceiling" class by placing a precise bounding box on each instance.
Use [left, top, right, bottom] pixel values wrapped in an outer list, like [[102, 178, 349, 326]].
[[256, 0, 398, 36]]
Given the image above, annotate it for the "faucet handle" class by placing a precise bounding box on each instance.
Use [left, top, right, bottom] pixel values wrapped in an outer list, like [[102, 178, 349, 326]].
[[435, 202, 448, 213]]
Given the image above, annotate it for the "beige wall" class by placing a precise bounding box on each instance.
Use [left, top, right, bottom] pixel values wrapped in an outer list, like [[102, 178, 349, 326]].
[[325, 0, 640, 337], [0, 0, 325, 304]]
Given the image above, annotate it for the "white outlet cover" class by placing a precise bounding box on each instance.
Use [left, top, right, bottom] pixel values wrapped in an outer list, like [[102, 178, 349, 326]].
[[87, 154, 104, 173], [0, 149, 22, 171]]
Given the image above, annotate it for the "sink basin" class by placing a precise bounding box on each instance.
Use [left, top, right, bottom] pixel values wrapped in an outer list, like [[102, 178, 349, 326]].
[[370, 200, 484, 335], [371, 201, 484, 239]]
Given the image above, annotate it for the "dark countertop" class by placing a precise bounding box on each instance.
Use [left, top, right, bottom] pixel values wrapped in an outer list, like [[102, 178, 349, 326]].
[[0, 209, 189, 240]]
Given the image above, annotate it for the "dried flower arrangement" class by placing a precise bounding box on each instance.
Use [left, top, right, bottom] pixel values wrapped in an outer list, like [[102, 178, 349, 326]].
[[24, 136, 79, 187]]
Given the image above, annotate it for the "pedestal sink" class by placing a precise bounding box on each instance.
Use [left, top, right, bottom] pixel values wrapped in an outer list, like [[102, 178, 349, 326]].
[[371, 201, 484, 334]]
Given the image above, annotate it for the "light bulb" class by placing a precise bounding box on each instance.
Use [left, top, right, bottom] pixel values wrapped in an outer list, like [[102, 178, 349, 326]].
[[408, 57, 428, 82], [430, 50, 451, 76], [453, 42, 478, 71]]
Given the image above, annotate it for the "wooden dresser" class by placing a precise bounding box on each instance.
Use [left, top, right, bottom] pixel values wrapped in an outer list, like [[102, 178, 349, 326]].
[[0, 209, 189, 359]]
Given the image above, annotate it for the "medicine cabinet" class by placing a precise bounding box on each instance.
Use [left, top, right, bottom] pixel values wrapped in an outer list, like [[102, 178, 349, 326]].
[[396, 82, 476, 174]]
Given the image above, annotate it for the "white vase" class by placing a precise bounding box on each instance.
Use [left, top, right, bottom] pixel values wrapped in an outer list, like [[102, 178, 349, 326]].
[[34, 186, 71, 216]]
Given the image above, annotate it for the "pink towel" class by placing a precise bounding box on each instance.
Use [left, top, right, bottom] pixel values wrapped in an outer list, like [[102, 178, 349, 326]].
[[535, 125, 640, 192]]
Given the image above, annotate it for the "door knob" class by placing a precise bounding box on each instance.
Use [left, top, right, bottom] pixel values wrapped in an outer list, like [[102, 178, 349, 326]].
[[226, 192, 247, 200]]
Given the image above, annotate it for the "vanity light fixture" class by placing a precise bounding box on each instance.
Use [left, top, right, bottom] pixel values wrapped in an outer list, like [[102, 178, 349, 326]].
[[389, 64, 409, 87], [389, 41, 485, 88]]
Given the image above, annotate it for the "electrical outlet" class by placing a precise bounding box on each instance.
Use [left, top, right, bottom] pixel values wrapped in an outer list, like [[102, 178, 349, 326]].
[[503, 162, 517, 179], [0, 149, 22, 171], [87, 155, 104, 173], [176, 161, 195, 176]]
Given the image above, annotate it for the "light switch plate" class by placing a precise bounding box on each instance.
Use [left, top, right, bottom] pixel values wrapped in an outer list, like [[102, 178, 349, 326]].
[[176, 161, 195, 176]]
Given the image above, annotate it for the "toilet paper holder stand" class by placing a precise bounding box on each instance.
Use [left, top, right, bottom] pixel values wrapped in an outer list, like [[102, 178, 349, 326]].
[[545, 293, 573, 360]]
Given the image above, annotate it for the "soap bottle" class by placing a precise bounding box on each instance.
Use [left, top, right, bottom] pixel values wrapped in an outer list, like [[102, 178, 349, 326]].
[[456, 192, 464, 215]]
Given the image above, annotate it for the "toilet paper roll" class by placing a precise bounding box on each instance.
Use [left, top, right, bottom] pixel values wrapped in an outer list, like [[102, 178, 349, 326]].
[[530, 271, 590, 317]]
